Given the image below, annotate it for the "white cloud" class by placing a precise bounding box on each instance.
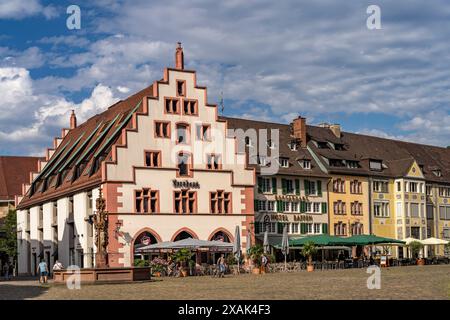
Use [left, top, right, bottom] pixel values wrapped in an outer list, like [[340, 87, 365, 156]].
[[0, 0, 57, 20], [0, 67, 119, 155]]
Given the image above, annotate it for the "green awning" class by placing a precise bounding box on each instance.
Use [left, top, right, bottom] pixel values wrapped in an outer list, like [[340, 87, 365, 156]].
[[345, 235, 405, 245], [288, 234, 351, 247]]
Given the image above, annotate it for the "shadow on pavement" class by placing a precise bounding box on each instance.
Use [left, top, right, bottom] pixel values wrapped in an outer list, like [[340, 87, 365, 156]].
[[0, 282, 49, 300]]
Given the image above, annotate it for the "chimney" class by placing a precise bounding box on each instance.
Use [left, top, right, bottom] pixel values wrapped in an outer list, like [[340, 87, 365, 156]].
[[330, 124, 341, 138], [175, 42, 184, 70], [70, 110, 77, 129], [292, 116, 307, 148]]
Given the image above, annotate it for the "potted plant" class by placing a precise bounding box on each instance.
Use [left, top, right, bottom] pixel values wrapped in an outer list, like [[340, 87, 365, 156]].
[[247, 244, 264, 274], [173, 248, 193, 277], [150, 257, 168, 277], [134, 258, 149, 267], [409, 241, 425, 265], [302, 241, 317, 272]]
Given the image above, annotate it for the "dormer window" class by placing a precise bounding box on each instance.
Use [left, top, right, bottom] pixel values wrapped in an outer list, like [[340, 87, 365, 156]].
[[329, 159, 344, 167], [369, 160, 382, 171], [279, 158, 289, 168], [289, 141, 298, 151], [346, 160, 359, 169], [433, 169, 442, 177], [258, 156, 267, 166], [317, 141, 329, 149], [334, 143, 345, 151], [299, 159, 311, 169]]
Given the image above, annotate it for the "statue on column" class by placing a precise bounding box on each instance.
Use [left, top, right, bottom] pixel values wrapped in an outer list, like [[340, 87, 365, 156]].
[[93, 187, 108, 268]]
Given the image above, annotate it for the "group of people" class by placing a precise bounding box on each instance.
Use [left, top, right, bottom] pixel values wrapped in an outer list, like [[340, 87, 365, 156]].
[[35, 259, 64, 284]]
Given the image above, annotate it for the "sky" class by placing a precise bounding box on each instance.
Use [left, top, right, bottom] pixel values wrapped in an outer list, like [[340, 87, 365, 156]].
[[0, 0, 450, 155]]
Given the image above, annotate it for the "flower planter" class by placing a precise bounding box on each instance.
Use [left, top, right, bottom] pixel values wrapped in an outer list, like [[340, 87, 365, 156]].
[[252, 267, 261, 275], [181, 269, 188, 277], [153, 272, 162, 277], [307, 265, 314, 272], [417, 258, 425, 266]]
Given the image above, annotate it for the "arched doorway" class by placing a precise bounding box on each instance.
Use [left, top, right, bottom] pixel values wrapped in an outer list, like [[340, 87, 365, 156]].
[[133, 231, 158, 266], [173, 231, 195, 242], [210, 231, 231, 243]]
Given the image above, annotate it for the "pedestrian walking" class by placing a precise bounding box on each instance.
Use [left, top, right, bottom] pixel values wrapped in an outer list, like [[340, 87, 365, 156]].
[[217, 254, 226, 278], [37, 259, 49, 284], [2, 262, 10, 281]]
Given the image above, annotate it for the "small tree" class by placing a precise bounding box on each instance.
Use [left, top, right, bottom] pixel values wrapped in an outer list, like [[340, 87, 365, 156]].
[[0, 209, 17, 267], [409, 241, 424, 259], [301, 241, 317, 266], [248, 244, 264, 267], [173, 248, 193, 271]]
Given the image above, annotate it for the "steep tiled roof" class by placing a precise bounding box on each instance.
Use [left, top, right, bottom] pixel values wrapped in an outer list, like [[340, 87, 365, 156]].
[[17, 85, 154, 209], [221, 116, 329, 178], [0, 156, 41, 201], [309, 127, 450, 182], [222, 116, 450, 182]]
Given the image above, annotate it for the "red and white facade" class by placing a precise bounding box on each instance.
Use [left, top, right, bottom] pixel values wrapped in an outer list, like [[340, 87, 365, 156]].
[[16, 45, 255, 274]]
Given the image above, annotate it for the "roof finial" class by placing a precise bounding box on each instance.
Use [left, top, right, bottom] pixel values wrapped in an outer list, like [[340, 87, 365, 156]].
[[70, 109, 77, 129], [175, 42, 184, 70]]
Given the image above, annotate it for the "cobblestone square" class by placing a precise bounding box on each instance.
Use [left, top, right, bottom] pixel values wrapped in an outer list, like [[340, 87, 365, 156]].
[[0, 265, 448, 300]]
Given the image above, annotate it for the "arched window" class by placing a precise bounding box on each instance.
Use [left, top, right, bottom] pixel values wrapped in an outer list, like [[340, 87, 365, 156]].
[[173, 231, 194, 241], [133, 231, 158, 251], [210, 231, 231, 243]]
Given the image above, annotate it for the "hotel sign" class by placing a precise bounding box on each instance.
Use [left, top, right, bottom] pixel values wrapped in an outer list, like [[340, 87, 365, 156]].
[[172, 180, 200, 189], [267, 214, 313, 222]]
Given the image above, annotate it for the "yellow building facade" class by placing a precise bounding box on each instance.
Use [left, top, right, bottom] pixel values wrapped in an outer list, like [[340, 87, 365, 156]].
[[370, 178, 396, 239], [328, 175, 370, 237]]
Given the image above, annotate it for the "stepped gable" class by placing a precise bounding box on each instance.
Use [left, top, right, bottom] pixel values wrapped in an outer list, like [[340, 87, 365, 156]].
[[0, 156, 41, 201], [17, 85, 154, 209]]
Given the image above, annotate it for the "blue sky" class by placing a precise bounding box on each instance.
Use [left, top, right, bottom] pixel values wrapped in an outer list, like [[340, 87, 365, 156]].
[[1, 0, 450, 155]]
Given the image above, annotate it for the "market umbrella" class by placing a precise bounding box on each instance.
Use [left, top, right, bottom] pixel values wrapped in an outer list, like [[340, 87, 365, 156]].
[[289, 234, 351, 247], [346, 235, 406, 245], [263, 229, 270, 254], [246, 231, 252, 252], [233, 226, 241, 273], [281, 224, 289, 271], [421, 237, 449, 258], [421, 237, 449, 245], [402, 237, 421, 245]]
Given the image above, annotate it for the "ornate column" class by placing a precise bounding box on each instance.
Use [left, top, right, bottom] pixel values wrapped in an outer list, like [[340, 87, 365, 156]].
[[93, 188, 109, 268]]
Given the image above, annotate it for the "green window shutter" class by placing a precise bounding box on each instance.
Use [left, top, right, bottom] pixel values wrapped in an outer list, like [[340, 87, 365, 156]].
[[322, 223, 328, 234], [272, 177, 277, 194], [255, 222, 261, 234], [257, 177, 263, 193], [282, 179, 287, 195], [295, 179, 300, 195], [276, 200, 282, 212], [321, 202, 327, 214], [300, 201, 306, 213], [300, 223, 306, 234], [277, 222, 284, 234], [304, 180, 310, 196], [317, 180, 322, 196]]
